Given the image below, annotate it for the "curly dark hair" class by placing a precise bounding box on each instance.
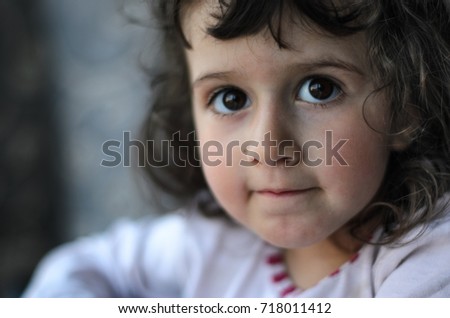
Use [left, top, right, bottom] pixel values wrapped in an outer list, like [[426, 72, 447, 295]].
[[142, 0, 450, 244]]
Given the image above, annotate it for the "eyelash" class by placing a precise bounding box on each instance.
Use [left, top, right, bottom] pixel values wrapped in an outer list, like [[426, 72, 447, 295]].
[[303, 93, 345, 110], [207, 86, 234, 106]]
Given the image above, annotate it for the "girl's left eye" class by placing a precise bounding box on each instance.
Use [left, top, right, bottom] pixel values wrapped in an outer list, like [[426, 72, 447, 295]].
[[296, 77, 341, 104], [208, 87, 251, 115]]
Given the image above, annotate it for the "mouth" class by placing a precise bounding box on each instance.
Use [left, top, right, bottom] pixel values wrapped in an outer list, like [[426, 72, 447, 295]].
[[255, 188, 315, 197]]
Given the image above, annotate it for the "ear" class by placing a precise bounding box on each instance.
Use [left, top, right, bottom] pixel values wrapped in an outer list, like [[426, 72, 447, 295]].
[[389, 132, 412, 152], [389, 103, 421, 152]]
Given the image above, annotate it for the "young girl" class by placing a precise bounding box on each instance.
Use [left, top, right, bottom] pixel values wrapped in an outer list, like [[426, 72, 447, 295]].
[[24, 0, 450, 297]]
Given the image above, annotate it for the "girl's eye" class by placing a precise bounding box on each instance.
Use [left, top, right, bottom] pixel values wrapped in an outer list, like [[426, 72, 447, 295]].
[[297, 77, 341, 104], [208, 88, 251, 114]]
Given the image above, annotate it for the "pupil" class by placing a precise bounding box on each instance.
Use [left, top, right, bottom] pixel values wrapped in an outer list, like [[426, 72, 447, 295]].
[[309, 79, 333, 100], [223, 90, 246, 110]]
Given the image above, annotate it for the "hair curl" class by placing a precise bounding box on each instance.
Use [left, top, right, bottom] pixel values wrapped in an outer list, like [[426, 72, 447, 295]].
[[143, 0, 450, 244]]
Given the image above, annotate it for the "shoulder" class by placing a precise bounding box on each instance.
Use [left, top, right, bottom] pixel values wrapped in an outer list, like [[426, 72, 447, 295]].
[[134, 200, 267, 297], [23, 198, 258, 297], [373, 195, 450, 297]]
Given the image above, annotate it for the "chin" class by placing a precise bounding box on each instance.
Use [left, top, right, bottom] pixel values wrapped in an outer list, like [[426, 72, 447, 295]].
[[259, 229, 321, 249], [260, 217, 340, 248]]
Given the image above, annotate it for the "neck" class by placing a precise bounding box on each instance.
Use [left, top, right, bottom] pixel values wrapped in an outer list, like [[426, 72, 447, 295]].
[[284, 229, 362, 290]]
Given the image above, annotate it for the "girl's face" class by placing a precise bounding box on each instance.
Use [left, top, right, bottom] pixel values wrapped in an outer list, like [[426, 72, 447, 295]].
[[185, 4, 396, 248]]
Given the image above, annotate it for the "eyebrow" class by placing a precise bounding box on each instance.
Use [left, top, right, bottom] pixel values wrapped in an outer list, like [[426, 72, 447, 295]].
[[192, 71, 233, 88], [305, 58, 366, 77], [192, 57, 366, 87]]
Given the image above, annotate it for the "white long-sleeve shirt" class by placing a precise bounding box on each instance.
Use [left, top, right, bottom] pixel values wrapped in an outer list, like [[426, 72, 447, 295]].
[[24, 197, 450, 297]]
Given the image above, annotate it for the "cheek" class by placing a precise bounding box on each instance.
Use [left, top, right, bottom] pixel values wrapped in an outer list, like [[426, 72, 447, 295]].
[[197, 135, 248, 218], [319, 126, 390, 211], [202, 164, 235, 199]]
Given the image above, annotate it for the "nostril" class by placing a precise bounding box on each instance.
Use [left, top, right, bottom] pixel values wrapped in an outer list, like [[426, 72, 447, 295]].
[[272, 140, 302, 167], [241, 133, 302, 167], [241, 140, 261, 165], [284, 152, 302, 167]]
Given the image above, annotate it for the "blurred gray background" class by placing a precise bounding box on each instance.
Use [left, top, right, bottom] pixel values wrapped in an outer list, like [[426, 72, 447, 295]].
[[1, 0, 163, 296]]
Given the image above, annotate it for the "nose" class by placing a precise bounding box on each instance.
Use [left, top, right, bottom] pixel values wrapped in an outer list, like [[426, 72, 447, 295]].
[[243, 105, 301, 167]]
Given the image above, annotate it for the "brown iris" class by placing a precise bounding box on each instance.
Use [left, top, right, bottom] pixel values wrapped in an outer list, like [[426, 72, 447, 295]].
[[308, 78, 334, 100], [222, 89, 248, 111]]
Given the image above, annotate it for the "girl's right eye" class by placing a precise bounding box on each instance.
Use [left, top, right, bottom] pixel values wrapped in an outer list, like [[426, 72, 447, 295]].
[[208, 87, 251, 115]]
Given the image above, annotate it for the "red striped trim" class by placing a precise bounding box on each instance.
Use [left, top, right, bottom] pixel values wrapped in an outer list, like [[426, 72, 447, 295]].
[[266, 254, 283, 264], [329, 268, 341, 277], [281, 285, 297, 297], [349, 253, 359, 263], [272, 271, 288, 282]]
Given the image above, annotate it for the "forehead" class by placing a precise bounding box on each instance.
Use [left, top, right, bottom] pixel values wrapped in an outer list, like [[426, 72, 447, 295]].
[[180, 0, 365, 50], [180, 0, 366, 45], [182, 1, 369, 81]]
